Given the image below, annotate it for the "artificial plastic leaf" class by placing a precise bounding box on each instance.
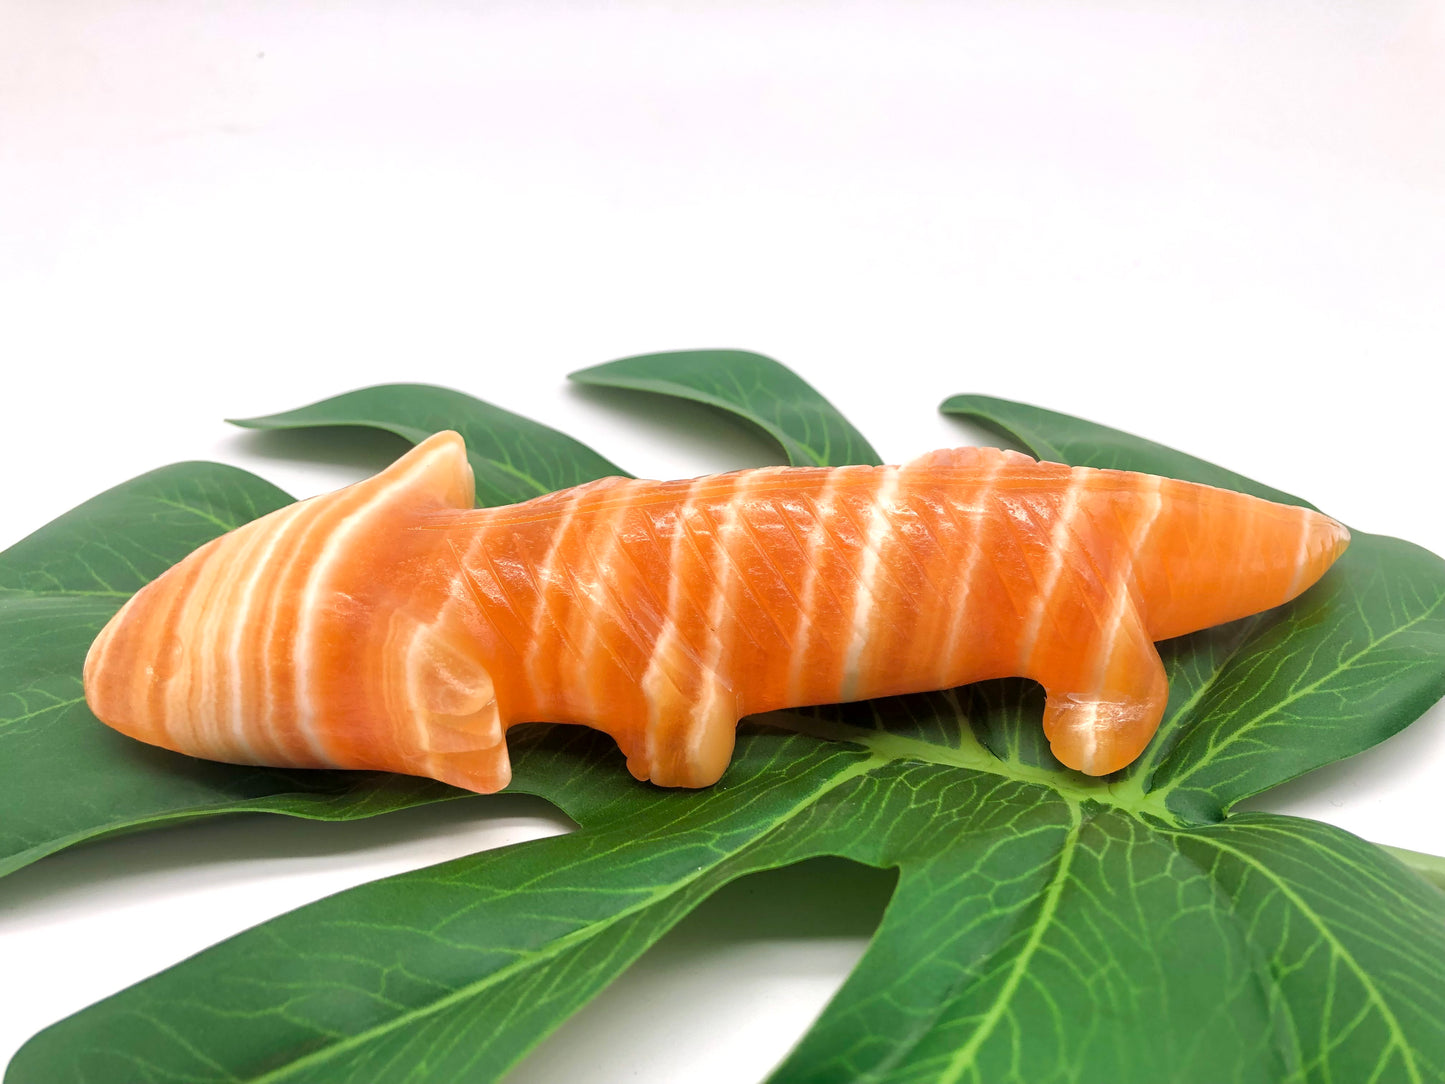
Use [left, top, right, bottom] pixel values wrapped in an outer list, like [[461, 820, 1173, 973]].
[[4, 730, 877, 1084], [231, 383, 628, 507], [570, 348, 881, 467], [0, 463, 462, 878], [14, 366, 1445, 1084], [14, 719, 1444, 1083], [762, 705, 1445, 1084], [1380, 844, 1445, 894], [941, 393, 1308, 508]]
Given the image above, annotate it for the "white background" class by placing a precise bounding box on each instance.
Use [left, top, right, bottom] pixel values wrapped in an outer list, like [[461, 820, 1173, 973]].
[[3, 1, 1444, 1080]]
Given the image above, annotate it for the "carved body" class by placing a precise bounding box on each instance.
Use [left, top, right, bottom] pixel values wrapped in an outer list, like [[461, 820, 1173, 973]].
[[84, 432, 1349, 793]]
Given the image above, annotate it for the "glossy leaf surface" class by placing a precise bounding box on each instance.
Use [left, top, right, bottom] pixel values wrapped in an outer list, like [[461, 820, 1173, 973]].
[[8, 361, 1445, 1083], [232, 383, 628, 507], [570, 348, 881, 467], [941, 393, 1308, 508]]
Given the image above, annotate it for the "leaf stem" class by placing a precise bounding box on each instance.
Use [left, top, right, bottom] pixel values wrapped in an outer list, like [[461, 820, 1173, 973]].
[[762, 711, 1180, 825]]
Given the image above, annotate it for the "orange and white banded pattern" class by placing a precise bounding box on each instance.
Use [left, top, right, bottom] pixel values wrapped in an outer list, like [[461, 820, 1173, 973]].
[[84, 431, 1350, 793]]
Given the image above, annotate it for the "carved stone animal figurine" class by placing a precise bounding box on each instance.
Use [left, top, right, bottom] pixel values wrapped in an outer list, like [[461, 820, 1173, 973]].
[[84, 432, 1349, 792]]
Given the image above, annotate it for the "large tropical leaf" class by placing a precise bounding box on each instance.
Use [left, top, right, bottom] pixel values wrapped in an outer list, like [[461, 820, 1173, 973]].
[[8, 358, 1445, 1083], [12, 726, 1444, 1083], [940, 393, 1307, 508], [570, 349, 881, 467], [232, 382, 628, 507]]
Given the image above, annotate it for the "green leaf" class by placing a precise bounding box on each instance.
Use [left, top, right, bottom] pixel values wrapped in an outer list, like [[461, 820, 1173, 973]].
[[10, 362, 1445, 1083], [15, 723, 1445, 1083], [231, 383, 629, 507], [1379, 844, 1445, 895], [941, 393, 1310, 508], [570, 349, 881, 467], [1166, 815, 1445, 1084], [5, 731, 878, 1084], [769, 803, 1289, 1084], [0, 463, 463, 879]]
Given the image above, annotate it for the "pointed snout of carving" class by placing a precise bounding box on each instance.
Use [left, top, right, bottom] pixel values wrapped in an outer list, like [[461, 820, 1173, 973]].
[[1135, 489, 1351, 643], [1295, 513, 1351, 600]]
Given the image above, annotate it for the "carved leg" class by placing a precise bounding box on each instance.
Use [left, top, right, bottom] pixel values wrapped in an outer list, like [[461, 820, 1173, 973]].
[[427, 744, 513, 794], [636, 649, 739, 789], [1032, 596, 1169, 777], [395, 613, 512, 793]]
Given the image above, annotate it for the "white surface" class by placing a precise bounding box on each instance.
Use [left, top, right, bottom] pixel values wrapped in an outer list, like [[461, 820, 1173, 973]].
[[3, 1, 1444, 1079]]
